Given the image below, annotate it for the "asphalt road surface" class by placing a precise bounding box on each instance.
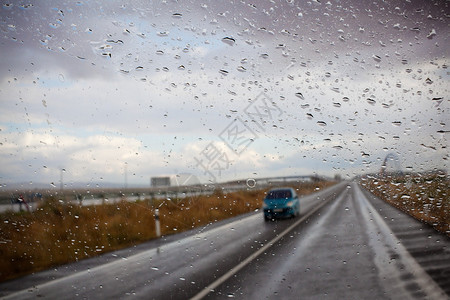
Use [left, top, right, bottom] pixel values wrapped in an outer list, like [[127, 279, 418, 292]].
[[1, 182, 449, 299]]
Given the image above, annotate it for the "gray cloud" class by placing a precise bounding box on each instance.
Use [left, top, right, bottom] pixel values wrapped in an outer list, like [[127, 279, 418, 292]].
[[0, 0, 448, 186]]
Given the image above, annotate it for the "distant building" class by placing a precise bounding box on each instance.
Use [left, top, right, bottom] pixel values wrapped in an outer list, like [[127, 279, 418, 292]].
[[151, 177, 171, 187]]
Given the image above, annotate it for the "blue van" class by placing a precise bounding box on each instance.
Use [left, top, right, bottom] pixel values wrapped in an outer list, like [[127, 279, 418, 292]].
[[263, 187, 300, 221]]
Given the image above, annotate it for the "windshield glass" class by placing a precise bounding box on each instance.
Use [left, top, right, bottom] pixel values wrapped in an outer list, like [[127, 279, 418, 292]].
[[266, 190, 293, 200], [0, 0, 448, 299]]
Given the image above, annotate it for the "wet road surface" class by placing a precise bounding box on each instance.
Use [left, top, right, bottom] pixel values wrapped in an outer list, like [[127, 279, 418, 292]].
[[1, 182, 448, 299]]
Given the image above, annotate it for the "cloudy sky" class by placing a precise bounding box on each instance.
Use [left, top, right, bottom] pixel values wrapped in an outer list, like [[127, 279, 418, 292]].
[[0, 0, 448, 188]]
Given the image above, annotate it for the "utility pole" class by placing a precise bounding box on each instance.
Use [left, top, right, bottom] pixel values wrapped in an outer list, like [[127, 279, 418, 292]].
[[60, 168, 66, 202], [124, 162, 128, 190], [60, 168, 66, 192]]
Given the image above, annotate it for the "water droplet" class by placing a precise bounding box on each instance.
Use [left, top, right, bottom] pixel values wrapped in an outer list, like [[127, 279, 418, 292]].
[[345, 207, 349, 211], [151, 266, 159, 271], [295, 92, 304, 100], [49, 23, 60, 29], [366, 98, 376, 105], [391, 121, 402, 126], [246, 178, 256, 188], [317, 121, 327, 126], [427, 28, 436, 39], [219, 69, 229, 76], [372, 55, 381, 62], [221, 37, 236, 46], [331, 87, 340, 93], [172, 13, 182, 18]]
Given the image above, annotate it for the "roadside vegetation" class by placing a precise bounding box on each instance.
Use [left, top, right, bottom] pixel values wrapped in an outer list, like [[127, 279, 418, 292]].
[[360, 172, 449, 236], [0, 180, 335, 282]]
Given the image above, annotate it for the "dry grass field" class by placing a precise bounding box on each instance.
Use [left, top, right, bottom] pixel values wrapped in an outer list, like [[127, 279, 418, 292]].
[[0, 181, 335, 282], [361, 173, 449, 236]]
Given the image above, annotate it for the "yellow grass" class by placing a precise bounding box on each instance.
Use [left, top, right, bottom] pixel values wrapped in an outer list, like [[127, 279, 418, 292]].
[[0, 181, 335, 282], [361, 174, 449, 236]]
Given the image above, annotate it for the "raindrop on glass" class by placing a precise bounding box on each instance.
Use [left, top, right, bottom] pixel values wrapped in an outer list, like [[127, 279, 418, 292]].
[[221, 37, 236, 46], [295, 92, 304, 100], [246, 178, 256, 188]]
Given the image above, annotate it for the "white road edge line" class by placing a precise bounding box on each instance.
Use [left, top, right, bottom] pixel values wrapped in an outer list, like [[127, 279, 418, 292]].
[[190, 187, 340, 300], [355, 183, 447, 300]]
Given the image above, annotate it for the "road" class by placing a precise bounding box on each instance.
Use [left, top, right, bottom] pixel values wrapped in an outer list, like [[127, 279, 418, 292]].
[[0, 182, 448, 299]]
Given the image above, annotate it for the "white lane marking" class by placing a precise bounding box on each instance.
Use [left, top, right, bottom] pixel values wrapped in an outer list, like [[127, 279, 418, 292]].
[[190, 185, 342, 300], [354, 183, 447, 300], [250, 188, 349, 297]]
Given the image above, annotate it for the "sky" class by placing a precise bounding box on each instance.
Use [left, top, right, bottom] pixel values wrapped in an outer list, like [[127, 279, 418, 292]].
[[0, 0, 448, 189]]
